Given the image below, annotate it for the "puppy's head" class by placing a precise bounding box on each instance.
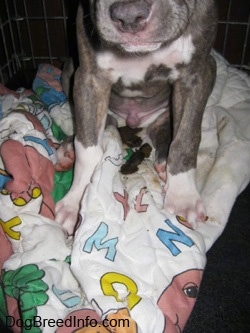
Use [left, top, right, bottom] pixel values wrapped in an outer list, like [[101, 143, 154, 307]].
[[89, 0, 196, 53]]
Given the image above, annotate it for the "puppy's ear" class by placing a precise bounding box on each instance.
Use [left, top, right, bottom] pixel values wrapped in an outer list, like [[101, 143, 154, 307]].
[[76, 0, 96, 70], [61, 58, 75, 100]]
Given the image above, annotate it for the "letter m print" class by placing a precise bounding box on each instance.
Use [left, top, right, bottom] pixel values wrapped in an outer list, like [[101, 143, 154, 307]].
[[83, 222, 118, 261]]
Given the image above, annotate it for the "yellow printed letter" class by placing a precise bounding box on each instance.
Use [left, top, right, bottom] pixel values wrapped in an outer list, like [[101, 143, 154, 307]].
[[101, 272, 141, 310]]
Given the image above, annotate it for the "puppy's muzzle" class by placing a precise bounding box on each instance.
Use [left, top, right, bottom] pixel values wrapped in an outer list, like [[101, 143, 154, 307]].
[[110, 0, 151, 33]]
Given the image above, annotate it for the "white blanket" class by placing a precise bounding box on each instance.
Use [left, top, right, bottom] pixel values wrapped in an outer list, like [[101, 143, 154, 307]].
[[1, 51, 250, 333]]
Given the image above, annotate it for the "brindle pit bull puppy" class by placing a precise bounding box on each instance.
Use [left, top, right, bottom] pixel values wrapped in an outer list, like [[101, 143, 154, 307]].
[[56, 0, 218, 235]]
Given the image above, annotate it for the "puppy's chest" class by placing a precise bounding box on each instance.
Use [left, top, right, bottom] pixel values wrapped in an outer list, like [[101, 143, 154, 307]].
[[96, 35, 195, 88]]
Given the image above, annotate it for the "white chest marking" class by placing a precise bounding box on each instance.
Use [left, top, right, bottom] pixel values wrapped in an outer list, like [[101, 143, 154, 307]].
[[97, 35, 195, 86]]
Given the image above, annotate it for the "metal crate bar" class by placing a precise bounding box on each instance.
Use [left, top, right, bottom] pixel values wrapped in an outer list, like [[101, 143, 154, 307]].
[[0, 0, 69, 84], [218, 0, 250, 70], [0, 0, 250, 85], [0, 0, 22, 83], [15, 0, 69, 67]]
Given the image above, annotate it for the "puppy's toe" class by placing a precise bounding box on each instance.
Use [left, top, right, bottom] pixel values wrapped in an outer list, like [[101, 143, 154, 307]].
[[154, 160, 167, 182]]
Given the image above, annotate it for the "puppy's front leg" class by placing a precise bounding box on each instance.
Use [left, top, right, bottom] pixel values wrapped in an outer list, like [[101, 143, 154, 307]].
[[55, 3, 112, 235], [165, 56, 216, 227], [56, 70, 111, 235]]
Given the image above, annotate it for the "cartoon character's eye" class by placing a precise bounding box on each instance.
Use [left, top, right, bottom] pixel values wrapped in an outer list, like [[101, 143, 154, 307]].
[[182, 282, 199, 298]]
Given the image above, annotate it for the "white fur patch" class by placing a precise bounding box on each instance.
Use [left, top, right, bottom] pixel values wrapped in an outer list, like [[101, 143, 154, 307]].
[[97, 34, 195, 85], [121, 42, 162, 53], [164, 169, 206, 227]]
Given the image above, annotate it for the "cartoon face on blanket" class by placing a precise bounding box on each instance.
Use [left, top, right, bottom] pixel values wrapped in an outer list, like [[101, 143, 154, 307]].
[[0, 109, 74, 219], [158, 269, 203, 332]]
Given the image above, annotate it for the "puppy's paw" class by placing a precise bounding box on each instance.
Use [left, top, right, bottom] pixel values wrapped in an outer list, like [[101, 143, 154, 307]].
[[165, 194, 206, 228], [154, 160, 167, 182], [164, 170, 206, 228], [55, 197, 80, 236]]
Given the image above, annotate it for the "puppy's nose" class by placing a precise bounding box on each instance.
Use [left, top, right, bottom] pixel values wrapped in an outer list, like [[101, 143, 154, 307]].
[[110, 1, 151, 33]]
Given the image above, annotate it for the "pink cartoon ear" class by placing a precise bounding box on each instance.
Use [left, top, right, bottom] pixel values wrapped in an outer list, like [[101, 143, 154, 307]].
[[56, 309, 102, 333], [0, 140, 32, 194]]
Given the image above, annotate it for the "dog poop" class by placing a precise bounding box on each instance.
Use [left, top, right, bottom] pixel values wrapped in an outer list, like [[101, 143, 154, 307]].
[[121, 143, 152, 175], [118, 126, 143, 148]]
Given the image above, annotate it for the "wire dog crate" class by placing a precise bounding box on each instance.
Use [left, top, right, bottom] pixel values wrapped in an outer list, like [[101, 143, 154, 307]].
[[0, 0, 250, 86]]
